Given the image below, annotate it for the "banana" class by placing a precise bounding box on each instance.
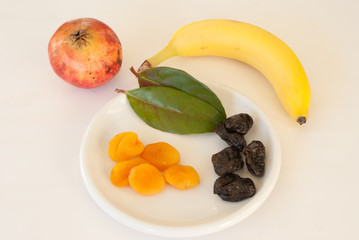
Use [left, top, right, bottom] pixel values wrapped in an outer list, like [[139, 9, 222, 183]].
[[138, 19, 311, 125]]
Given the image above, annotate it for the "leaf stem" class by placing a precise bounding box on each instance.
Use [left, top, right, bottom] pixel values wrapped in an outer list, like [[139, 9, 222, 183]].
[[115, 88, 126, 94], [130, 66, 141, 78]]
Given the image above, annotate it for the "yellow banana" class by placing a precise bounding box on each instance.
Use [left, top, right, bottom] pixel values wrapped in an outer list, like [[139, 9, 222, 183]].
[[138, 19, 311, 125]]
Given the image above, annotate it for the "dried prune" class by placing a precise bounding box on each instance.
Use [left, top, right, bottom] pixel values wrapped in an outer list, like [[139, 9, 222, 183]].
[[215, 122, 246, 151], [212, 146, 244, 176], [243, 140, 265, 177], [224, 113, 253, 135], [214, 173, 256, 202]]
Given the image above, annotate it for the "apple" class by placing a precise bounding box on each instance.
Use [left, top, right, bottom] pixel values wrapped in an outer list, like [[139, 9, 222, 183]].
[[48, 18, 122, 88]]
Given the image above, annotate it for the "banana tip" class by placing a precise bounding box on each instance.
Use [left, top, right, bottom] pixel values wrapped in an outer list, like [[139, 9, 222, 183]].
[[297, 116, 306, 125]]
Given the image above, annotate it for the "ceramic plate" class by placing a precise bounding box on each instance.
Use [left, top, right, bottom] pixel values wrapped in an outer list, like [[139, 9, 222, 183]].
[[80, 81, 281, 238]]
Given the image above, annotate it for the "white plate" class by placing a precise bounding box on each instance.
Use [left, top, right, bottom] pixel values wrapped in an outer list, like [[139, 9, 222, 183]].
[[80, 81, 281, 238]]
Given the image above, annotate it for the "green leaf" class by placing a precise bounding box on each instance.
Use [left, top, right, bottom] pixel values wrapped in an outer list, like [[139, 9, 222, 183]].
[[135, 67, 226, 118], [125, 87, 226, 134]]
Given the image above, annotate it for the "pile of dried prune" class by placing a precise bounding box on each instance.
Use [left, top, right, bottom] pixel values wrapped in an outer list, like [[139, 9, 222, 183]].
[[211, 113, 266, 202]]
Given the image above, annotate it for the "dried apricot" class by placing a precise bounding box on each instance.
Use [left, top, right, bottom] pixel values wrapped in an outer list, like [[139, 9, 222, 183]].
[[163, 165, 200, 190], [108, 132, 144, 162], [141, 142, 180, 171], [128, 163, 166, 196], [110, 157, 147, 187], [108, 132, 128, 160]]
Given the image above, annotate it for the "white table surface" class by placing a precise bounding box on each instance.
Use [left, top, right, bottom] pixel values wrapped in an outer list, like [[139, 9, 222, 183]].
[[1, 0, 358, 239]]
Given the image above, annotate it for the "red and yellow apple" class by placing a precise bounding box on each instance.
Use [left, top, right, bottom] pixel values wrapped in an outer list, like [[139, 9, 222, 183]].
[[48, 18, 122, 88]]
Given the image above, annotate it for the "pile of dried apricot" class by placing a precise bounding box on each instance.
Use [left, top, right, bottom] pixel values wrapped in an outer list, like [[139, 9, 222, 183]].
[[108, 131, 200, 196]]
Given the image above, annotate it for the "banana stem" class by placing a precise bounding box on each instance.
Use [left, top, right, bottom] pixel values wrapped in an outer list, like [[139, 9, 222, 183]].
[[137, 60, 152, 73], [148, 44, 175, 66], [138, 44, 175, 72]]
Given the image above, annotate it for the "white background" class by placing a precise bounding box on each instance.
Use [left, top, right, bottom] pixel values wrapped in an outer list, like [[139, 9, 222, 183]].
[[1, 0, 358, 239]]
